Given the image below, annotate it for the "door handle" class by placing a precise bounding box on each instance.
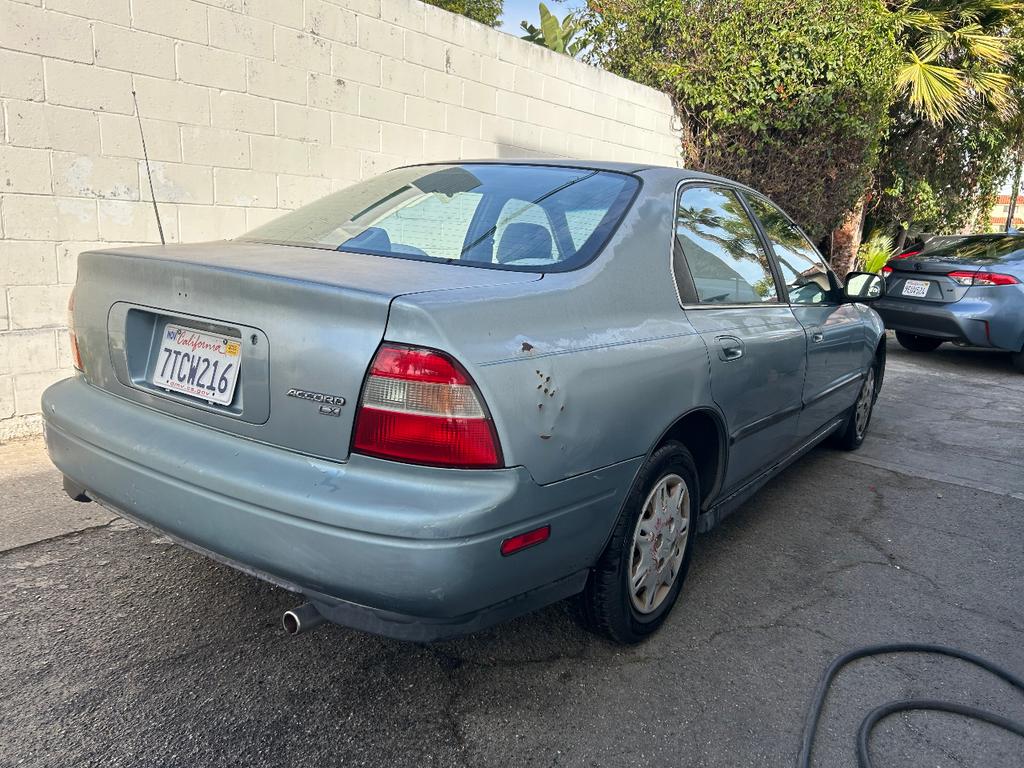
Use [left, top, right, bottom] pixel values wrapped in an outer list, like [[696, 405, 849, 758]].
[[811, 328, 825, 344], [716, 335, 744, 361]]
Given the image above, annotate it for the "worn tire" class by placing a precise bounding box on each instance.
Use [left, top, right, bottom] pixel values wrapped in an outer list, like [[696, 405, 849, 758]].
[[834, 361, 880, 451], [895, 331, 943, 352], [581, 441, 699, 644], [1013, 348, 1024, 373]]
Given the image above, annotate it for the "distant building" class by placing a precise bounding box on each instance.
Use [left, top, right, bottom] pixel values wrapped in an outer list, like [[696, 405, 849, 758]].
[[989, 194, 1024, 230]]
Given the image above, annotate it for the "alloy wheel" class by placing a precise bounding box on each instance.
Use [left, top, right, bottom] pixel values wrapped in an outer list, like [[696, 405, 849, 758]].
[[854, 368, 876, 439], [629, 473, 690, 614]]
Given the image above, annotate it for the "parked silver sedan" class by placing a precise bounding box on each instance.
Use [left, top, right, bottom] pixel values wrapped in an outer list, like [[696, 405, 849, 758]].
[[43, 161, 886, 643]]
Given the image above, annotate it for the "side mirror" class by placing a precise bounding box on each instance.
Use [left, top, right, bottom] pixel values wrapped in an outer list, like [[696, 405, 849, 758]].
[[844, 271, 884, 302]]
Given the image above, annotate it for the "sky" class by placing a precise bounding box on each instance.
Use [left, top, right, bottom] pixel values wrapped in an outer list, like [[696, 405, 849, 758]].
[[499, 0, 547, 33]]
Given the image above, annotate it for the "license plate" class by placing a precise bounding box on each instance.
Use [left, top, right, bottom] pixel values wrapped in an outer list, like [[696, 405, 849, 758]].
[[152, 325, 241, 405], [901, 279, 930, 297]]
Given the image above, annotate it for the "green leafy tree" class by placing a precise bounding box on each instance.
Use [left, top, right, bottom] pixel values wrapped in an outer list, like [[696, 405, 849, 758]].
[[865, 1, 1024, 246], [583, 0, 899, 245], [870, 112, 1015, 240], [423, 0, 503, 27], [520, 3, 588, 56]]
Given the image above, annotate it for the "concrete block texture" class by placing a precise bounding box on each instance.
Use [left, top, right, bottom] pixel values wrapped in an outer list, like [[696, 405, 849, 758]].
[[0, 0, 681, 439]]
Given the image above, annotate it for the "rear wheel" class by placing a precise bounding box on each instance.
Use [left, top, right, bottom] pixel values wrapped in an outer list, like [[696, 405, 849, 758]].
[[895, 331, 943, 352], [582, 441, 699, 644], [1013, 346, 1024, 373]]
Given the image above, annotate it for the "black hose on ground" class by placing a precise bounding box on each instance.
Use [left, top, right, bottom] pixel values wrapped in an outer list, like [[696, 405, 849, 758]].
[[796, 643, 1024, 768]]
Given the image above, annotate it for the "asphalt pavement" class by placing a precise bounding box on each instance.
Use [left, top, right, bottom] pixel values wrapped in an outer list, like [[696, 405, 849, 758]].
[[1, 341, 1023, 768]]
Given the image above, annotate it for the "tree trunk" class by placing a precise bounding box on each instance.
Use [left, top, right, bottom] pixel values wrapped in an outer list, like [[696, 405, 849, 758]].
[[829, 194, 867, 278], [1005, 158, 1023, 232], [894, 226, 909, 253]]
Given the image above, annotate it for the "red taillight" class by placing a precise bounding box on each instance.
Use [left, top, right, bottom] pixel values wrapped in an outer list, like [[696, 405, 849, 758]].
[[68, 288, 83, 372], [500, 525, 550, 556], [947, 270, 1020, 286], [352, 344, 502, 469], [883, 248, 919, 274]]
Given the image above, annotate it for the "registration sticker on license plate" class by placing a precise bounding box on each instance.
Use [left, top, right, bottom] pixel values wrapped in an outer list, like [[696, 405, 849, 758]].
[[901, 279, 931, 298], [152, 324, 241, 405]]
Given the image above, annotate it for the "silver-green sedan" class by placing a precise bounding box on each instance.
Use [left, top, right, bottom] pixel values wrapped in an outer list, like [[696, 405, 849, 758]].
[[43, 161, 886, 643]]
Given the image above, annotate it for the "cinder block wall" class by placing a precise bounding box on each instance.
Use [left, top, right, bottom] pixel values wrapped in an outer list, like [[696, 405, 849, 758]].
[[0, 0, 682, 440]]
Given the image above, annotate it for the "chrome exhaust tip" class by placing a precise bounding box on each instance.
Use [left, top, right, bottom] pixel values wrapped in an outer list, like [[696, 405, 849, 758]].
[[282, 603, 324, 636]]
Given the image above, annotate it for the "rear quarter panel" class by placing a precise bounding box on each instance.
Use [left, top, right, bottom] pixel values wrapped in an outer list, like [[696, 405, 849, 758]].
[[981, 282, 1024, 350], [385, 169, 716, 485]]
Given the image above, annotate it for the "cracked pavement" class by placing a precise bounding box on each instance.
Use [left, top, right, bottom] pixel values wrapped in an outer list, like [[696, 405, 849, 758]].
[[1, 342, 1023, 767]]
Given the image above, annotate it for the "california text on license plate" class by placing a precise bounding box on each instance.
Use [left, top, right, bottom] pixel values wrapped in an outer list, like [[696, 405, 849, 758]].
[[152, 325, 241, 405], [901, 279, 930, 298]]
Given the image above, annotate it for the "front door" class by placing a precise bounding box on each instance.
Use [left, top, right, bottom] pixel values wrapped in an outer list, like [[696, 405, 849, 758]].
[[673, 185, 807, 491], [744, 195, 865, 436]]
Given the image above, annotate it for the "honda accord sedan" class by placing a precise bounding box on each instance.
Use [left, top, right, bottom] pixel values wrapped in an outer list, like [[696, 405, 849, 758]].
[[876, 234, 1024, 370], [42, 161, 886, 643]]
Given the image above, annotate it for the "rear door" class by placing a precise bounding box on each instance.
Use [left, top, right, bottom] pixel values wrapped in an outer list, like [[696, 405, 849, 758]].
[[744, 195, 865, 437], [673, 184, 806, 490]]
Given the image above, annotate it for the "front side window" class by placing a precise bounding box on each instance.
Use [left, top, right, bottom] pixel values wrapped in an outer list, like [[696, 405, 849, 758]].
[[675, 186, 779, 304], [746, 195, 839, 305], [239, 163, 639, 272]]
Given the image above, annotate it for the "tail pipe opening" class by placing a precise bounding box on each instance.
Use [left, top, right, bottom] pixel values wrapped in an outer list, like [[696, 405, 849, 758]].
[[282, 603, 325, 636]]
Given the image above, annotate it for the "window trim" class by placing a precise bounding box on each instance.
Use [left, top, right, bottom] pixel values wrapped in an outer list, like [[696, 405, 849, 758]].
[[741, 191, 842, 306], [669, 180, 787, 309]]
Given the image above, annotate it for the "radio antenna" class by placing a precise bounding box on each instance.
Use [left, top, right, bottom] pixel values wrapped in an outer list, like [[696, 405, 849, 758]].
[[131, 90, 166, 246]]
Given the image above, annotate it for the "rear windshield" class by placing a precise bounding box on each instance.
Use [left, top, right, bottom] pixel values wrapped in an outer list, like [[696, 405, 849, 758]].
[[921, 235, 1024, 264], [239, 163, 639, 272]]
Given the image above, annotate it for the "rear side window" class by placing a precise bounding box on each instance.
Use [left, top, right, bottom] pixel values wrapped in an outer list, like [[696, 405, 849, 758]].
[[240, 163, 639, 272], [675, 186, 779, 304], [746, 195, 840, 305]]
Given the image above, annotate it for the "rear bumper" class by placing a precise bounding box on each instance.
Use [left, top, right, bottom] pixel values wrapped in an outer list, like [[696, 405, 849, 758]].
[[42, 377, 638, 640], [874, 294, 1023, 351]]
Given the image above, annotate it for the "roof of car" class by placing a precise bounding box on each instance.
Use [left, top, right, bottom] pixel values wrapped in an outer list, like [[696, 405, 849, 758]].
[[400, 158, 755, 186], [402, 158, 659, 173]]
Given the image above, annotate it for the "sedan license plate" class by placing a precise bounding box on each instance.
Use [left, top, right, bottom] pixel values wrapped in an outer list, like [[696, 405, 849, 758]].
[[901, 279, 931, 298], [152, 325, 241, 405]]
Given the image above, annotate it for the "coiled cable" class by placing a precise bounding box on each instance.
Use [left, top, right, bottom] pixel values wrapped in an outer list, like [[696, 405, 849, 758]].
[[797, 643, 1024, 767]]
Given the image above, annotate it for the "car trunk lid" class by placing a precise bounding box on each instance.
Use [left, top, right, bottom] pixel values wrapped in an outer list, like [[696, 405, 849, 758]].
[[72, 241, 539, 462], [884, 257, 976, 304]]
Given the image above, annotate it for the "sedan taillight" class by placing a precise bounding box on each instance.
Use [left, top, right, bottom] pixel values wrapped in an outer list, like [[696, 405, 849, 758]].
[[947, 270, 1020, 286], [352, 344, 502, 469]]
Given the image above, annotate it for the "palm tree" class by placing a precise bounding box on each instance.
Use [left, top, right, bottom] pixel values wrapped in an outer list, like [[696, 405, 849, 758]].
[[830, 0, 1022, 273], [893, 1, 1019, 123]]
